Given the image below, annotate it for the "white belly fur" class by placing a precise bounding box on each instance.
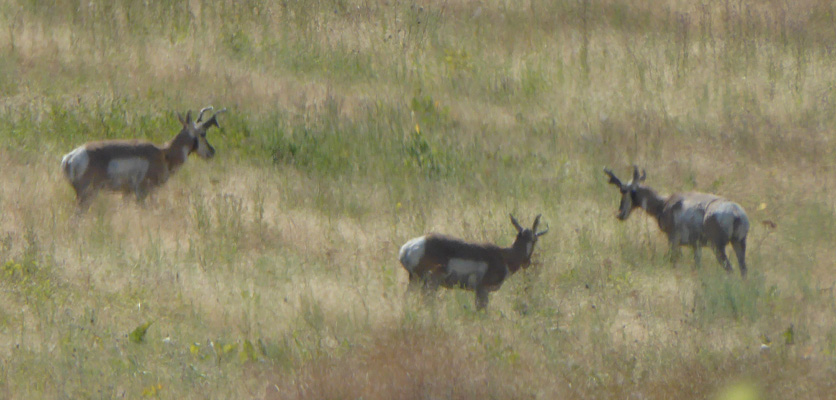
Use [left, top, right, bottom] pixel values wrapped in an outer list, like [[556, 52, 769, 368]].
[[447, 258, 488, 287], [107, 157, 150, 188]]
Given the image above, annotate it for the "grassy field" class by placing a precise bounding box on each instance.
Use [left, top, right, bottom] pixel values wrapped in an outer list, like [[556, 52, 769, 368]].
[[1, 0, 836, 398]]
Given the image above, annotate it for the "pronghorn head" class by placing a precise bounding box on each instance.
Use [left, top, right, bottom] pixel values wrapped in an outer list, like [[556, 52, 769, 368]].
[[604, 165, 646, 220], [177, 106, 227, 159], [510, 214, 549, 269]]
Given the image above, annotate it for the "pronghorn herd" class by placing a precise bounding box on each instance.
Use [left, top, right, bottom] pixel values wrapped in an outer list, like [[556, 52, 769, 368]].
[[60, 107, 751, 311]]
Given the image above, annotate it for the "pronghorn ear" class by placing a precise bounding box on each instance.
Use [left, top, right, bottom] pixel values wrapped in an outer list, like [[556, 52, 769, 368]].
[[532, 214, 542, 232], [178, 111, 193, 128], [632, 165, 646, 182], [510, 214, 524, 233]]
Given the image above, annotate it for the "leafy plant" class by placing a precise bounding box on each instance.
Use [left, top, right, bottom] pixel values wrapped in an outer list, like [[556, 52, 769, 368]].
[[130, 321, 153, 344]]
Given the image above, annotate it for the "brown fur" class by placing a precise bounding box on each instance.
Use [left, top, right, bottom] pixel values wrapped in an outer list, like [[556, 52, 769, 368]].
[[402, 215, 548, 310], [62, 107, 224, 208]]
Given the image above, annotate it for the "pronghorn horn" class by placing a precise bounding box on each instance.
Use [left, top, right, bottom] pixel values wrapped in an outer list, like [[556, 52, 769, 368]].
[[510, 214, 524, 233], [604, 167, 624, 189], [536, 224, 549, 237], [198, 108, 228, 130], [196, 106, 214, 123]]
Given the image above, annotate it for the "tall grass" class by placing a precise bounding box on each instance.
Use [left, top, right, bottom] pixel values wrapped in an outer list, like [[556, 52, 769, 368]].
[[1, 0, 835, 398]]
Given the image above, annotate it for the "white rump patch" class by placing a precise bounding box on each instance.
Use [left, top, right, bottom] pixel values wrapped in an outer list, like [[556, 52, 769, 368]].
[[61, 146, 89, 182], [107, 157, 150, 187], [399, 236, 426, 272]]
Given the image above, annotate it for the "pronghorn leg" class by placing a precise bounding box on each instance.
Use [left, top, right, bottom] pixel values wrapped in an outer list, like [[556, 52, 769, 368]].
[[422, 272, 441, 292], [475, 287, 489, 311], [665, 232, 682, 266], [406, 273, 421, 293], [693, 245, 702, 268], [732, 238, 747, 278], [133, 179, 150, 203], [419, 272, 441, 305], [75, 184, 97, 212], [668, 242, 682, 266], [711, 242, 733, 273]]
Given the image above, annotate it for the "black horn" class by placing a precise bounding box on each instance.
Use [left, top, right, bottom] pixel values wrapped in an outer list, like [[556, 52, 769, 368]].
[[510, 214, 524, 233], [532, 214, 542, 232], [196, 106, 214, 123], [199, 108, 227, 130], [604, 167, 624, 189]]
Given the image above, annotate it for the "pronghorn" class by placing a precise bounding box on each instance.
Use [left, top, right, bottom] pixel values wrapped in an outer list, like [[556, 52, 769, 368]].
[[604, 166, 750, 277], [61, 106, 225, 208], [399, 215, 549, 311]]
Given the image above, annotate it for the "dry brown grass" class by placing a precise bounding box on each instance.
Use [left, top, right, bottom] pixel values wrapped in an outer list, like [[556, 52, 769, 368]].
[[2, 0, 836, 398]]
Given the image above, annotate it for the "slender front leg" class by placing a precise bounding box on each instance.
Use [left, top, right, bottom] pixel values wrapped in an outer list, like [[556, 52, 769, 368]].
[[421, 271, 442, 300], [76, 184, 97, 212], [693, 245, 702, 268], [668, 240, 682, 266], [406, 273, 421, 294], [133, 178, 152, 203]]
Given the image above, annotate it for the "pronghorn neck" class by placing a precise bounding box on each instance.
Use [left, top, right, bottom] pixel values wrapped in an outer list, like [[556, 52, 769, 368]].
[[636, 186, 666, 220], [502, 238, 530, 273], [163, 130, 195, 172]]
